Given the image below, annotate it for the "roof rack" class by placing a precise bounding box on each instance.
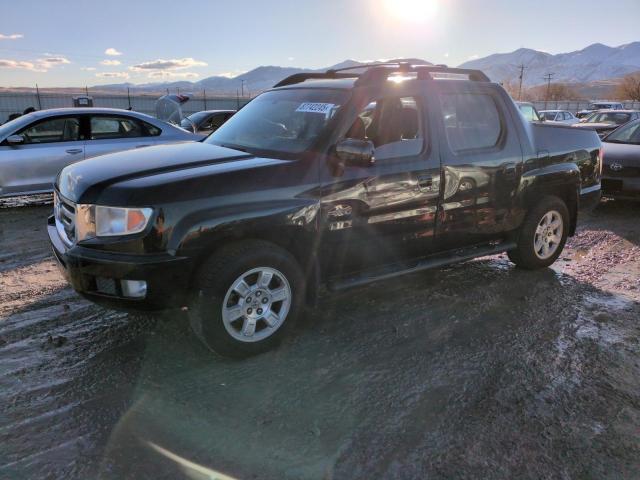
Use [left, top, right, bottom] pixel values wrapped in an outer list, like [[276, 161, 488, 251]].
[[273, 62, 490, 88]]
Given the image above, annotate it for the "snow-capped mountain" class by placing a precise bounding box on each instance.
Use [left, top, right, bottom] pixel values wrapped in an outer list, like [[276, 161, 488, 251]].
[[459, 42, 640, 86]]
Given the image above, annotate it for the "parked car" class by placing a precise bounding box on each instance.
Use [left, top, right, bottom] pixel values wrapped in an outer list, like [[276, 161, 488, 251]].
[[180, 110, 236, 137], [0, 108, 198, 197], [600, 118, 640, 199], [539, 110, 580, 125], [577, 101, 624, 119], [49, 64, 602, 357], [572, 110, 640, 138], [516, 101, 542, 122]]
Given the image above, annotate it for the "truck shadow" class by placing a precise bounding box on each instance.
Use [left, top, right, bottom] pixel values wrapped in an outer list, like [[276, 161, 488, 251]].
[[86, 257, 640, 480]]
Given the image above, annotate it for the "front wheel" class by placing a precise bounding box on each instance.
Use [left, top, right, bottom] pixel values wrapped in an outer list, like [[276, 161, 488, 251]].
[[508, 196, 569, 269], [189, 241, 304, 358]]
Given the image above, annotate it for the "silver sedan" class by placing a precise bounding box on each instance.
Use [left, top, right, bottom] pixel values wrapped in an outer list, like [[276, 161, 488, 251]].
[[0, 107, 198, 197]]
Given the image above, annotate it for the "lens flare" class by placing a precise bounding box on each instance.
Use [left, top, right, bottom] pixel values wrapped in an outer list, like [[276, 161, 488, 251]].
[[383, 0, 439, 23]]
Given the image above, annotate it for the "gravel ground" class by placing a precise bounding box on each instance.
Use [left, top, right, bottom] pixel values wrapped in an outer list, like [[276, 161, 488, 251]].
[[1, 196, 639, 480]]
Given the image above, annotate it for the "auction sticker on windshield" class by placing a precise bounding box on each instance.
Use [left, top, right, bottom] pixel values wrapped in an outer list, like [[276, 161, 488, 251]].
[[296, 103, 335, 114]]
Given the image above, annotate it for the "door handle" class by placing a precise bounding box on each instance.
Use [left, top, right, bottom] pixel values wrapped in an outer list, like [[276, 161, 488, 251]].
[[66, 148, 83, 155], [135, 144, 151, 149]]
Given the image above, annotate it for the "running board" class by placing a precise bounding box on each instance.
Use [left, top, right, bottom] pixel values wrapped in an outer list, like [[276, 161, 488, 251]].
[[327, 241, 516, 291]]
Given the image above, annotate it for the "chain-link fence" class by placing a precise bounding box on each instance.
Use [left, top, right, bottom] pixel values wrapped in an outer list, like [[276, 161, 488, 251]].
[[529, 100, 640, 112], [0, 90, 251, 123], [2, 90, 639, 124]]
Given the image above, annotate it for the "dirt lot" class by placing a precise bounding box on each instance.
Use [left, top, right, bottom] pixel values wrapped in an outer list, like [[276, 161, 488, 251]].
[[1, 197, 640, 480]]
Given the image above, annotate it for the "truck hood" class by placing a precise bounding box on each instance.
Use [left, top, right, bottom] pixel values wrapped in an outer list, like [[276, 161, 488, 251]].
[[56, 141, 277, 203]]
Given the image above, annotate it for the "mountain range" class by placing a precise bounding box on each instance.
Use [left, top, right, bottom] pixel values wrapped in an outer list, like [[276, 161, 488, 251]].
[[97, 42, 640, 93], [459, 42, 640, 86]]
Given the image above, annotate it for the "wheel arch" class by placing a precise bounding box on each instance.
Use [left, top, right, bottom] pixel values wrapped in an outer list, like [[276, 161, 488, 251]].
[[519, 164, 580, 236]]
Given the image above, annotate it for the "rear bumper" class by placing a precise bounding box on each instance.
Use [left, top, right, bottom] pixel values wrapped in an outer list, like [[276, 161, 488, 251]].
[[48, 215, 193, 311]]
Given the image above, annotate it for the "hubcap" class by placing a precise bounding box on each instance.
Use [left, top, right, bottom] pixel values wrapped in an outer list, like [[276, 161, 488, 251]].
[[221, 267, 292, 343], [534, 210, 563, 260]]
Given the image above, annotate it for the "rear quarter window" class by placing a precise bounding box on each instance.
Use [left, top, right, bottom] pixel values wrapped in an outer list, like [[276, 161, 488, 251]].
[[440, 93, 503, 153]]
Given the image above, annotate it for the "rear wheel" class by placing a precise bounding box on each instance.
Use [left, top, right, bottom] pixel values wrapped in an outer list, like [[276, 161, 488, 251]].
[[189, 241, 304, 358], [508, 196, 569, 269]]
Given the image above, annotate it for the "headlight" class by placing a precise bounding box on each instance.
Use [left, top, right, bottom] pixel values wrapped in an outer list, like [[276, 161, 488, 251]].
[[75, 205, 153, 241]]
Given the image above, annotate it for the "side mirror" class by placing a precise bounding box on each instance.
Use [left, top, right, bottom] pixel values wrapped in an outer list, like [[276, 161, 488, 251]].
[[6, 134, 25, 145], [335, 138, 375, 168]]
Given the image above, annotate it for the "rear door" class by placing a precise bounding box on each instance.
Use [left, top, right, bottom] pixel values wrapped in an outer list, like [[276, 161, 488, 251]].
[[319, 83, 441, 277], [84, 114, 160, 159], [433, 83, 523, 250], [0, 114, 84, 196]]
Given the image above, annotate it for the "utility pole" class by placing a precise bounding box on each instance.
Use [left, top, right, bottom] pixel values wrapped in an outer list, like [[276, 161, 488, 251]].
[[241, 79, 245, 98], [517, 64, 527, 101], [543, 73, 554, 109]]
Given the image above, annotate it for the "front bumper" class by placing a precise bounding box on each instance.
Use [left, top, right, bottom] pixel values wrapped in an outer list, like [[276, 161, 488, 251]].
[[601, 176, 640, 200], [48, 215, 193, 311]]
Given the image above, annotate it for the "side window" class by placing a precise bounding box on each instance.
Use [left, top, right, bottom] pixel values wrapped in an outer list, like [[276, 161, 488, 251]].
[[519, 105, 535, 122], [142, 121, 161, 136], [346, 96, 424, 160], [209, 113, 228, 131], [18, 117, 81, 144], [440, 93, 502, 152], [90, 116, 146, 140]]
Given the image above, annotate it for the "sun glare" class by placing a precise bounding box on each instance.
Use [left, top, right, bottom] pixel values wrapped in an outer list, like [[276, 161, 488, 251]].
[[383, 0, 439, 23]]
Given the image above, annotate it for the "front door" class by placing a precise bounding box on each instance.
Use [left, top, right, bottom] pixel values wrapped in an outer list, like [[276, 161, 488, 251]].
[[0, 115, 84, 196], [319, 85, 441, 278]]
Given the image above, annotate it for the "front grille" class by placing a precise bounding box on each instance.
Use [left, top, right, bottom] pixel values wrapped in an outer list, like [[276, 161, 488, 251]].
[[54, 192, 76, 246]]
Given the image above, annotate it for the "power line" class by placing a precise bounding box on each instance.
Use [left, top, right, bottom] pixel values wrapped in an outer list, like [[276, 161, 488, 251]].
[[517, 64, 527, 101], [543, 73, 554, 109]]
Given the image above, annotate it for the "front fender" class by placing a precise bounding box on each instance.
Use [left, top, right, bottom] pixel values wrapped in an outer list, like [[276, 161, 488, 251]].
[[170, 199, 320, 255]]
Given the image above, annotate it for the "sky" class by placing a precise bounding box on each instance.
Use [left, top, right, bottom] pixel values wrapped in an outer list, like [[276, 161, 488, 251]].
[[1, 0, 639, 87]]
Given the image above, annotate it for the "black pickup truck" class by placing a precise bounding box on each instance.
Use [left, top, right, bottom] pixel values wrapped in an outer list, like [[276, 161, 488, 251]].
[[49, 64, 602, 357]]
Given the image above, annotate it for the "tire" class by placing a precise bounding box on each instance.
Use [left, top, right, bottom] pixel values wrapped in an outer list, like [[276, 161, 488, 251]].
[[189, 240, 305, 358], [508, 195, 569, 270]]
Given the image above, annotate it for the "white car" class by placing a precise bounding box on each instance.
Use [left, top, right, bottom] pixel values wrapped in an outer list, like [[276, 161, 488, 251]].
[[539, 110, 580, 125], [0, 108, 199, 197]]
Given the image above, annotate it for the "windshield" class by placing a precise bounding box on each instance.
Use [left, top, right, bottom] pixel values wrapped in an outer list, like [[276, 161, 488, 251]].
[[605, 120, 640, 144], [0, 113, 35, 138], [180, 111, 210, 129], [206, 88, 349, 155], [585, 112, 630, 125], [588, 103, 612, 110]]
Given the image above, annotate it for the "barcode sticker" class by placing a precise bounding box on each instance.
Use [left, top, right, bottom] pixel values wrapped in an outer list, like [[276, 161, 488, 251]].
[[296, 102, 335, 114]]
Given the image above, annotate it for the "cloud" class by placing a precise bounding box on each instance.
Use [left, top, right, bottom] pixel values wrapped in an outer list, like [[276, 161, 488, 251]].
[[100, 59, 121, 66], [81, 67, 97, 71], [0, 59, 46, 72], [105, 48, 123, 56], [96, 71, 129, 79], [467, 54, 479, 60], [147, 71, 200, 79], [39, 56, 70, 65], [0, 33, 23, 40], [130, 57, 207, 71], [443, 52, 449, 58]]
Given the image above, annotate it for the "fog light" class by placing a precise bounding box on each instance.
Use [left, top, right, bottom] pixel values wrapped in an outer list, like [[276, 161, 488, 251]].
[[120, 280, 147, 298]]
